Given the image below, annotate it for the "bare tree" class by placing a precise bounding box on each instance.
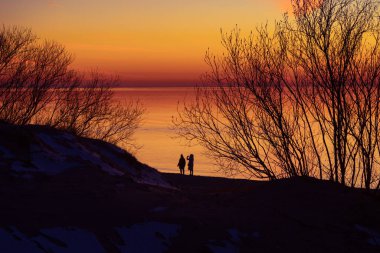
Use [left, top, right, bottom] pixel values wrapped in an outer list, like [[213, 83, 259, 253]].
[[0, 25, 144, 150], [45, 71, 144, 149], [283, 0, 380, 188], [0, 26, 75, 124], [174, 26, 311, 180], [175, 0, 380, 190]]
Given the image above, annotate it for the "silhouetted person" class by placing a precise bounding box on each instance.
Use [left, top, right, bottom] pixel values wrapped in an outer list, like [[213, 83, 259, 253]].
[[177, 154, 186, 175], [187, 154, 194, 176]]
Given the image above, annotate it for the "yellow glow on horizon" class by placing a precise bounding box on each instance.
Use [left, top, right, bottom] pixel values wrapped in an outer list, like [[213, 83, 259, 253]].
[[0, 0, 292, 85]]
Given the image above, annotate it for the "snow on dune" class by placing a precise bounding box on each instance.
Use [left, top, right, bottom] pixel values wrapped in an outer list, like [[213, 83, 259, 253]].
[[0, 228, 41, 253], [116, 222, 179, 253], [35, 228, 105, 253], [208, 228, 261, 253], [356, 225, 380, 246], [32, 132, 125, 176], [0, 224, 180, 253], [0, 124, 171, 188], [0, 227, 104, 253]]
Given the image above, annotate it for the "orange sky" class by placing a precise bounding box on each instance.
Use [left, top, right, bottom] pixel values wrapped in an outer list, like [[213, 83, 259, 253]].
[[0, 0, 291, 85]]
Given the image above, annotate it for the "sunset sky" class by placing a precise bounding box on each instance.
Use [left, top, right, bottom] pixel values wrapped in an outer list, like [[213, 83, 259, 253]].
[[0, 0, 290, 85]]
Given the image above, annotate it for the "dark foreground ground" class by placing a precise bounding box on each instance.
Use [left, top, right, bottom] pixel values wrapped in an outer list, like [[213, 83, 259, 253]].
[[0, 171, 380, 253]]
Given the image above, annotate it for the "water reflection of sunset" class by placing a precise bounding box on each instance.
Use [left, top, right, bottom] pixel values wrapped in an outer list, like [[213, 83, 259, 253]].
[[115, 87, 219, 176]]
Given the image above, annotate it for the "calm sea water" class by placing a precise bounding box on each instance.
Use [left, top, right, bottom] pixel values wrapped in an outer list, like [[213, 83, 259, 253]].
[[114, 87, 220, 177]]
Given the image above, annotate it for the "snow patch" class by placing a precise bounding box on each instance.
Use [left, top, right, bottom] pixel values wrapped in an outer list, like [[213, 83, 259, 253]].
[[116, 222, 179, 253], [134, 168, 173, 189], [356, 225, 380, 246], [208, 241, 239, 253], [35, 133, 124, 176], [0, 227, 105, 253], [0, 125, 172, 188], [208, 228, 260, 253], [30, 144, 78, 175], [0, 228, 41, 253], [75, 142, 125, 176], [208, 228, 241, 253], [34, 228, 105, 253]]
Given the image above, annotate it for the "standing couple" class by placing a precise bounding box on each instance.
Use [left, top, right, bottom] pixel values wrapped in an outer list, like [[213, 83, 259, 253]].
[[177, 154, 194, 176]]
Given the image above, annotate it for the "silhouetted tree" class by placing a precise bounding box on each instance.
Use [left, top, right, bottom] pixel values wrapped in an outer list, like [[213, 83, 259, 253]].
[[0, 26, 75, 124], [45, 71, 144, 148], [174, 0, 380, 190], [0, 25, 144, 150], [175, 26, 306, 180], [283, 0, 380, 188]]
